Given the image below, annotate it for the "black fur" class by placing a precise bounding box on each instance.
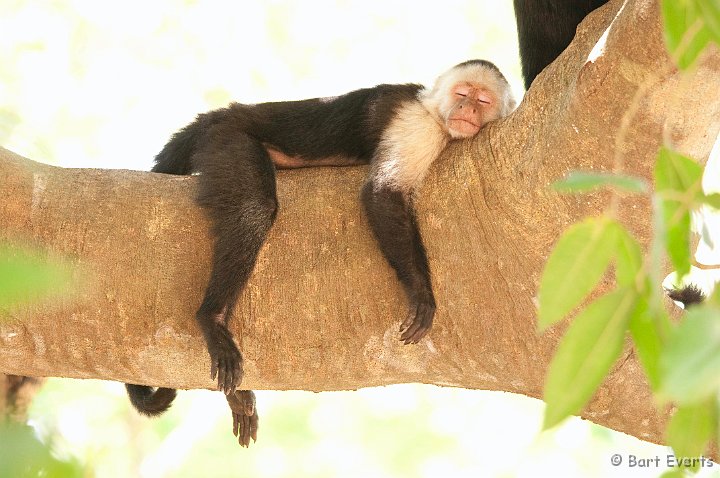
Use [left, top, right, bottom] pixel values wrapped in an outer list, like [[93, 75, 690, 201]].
[[360, 185, 436, 343], [133, 62, 507, 445], [128, 83, 425, 422], [125, 384, 177, 416], [514, 0, 609, 89], [154, 84, 421, 173], [668, 284, 706, 309]]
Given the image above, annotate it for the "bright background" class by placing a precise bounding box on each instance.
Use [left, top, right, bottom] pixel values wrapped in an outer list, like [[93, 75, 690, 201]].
[[2, 1, 719, 477]]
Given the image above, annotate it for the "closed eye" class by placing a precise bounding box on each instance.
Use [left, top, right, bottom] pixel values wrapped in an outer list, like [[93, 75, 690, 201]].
[[455, 92, 467, 97]]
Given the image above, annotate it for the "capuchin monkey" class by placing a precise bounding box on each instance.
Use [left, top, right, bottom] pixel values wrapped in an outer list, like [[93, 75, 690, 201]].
[[514, 0, 609, 89], [126, 59, 516, 446]]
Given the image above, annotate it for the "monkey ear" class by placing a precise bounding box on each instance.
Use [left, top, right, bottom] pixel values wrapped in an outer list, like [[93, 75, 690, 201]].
[[504, 92, 517, 116], [505, 98, 517, 115]]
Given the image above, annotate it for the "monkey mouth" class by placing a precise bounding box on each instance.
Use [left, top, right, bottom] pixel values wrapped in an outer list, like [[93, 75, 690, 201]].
[[449, 118, 481, 137], [450, 118, 479, 128]]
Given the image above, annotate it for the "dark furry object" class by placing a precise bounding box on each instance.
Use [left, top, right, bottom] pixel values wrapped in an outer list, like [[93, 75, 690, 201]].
[[667, 284, 706, 309], [126, 60, 515, 447], [513, 0, 609, 89]]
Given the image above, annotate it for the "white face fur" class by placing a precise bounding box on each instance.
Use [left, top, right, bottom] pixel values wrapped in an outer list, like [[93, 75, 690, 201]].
[[373, 61, 516, 192], [421, 61, 516, 138]]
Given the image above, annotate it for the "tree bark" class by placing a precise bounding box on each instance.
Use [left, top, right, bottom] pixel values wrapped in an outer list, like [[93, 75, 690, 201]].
[[1, 0, 719, 446]]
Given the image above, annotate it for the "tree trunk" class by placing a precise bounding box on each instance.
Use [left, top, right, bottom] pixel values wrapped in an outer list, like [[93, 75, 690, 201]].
[[1, 0, 719, 446]]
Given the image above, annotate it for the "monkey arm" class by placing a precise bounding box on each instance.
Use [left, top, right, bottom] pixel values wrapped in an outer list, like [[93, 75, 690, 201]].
[[360, 182, 436, 344], [1, 0, 719, 448]]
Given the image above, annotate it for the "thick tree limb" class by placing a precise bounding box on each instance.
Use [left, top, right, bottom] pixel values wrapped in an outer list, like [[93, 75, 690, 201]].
[[1, 0, 719, 445]]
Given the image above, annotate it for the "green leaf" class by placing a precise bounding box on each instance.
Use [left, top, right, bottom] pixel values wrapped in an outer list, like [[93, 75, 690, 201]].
[[661, 199, 693, 277], [660, 306, 720, 404], [696, 0, 720, 44], [0, 242, 73, 309], [538, 217, 619, 331], [662, 0, 714, 69], [629, 299, 668, 391], [614, 226, 644, 289], [702, 192, 720, 210], [0, 421, 85, 478], [666, 400, 715, 470], [710, 286, 720, 306], [655, 147, 704, 200], [654, 148, 704, 277], [660, 470, 687, 478], [543, 288, 637, 429], [552, 171, 648, 194]]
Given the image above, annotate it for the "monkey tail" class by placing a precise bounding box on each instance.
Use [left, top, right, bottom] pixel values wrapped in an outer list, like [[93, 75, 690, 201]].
[[667, 284, 705, 309], [125, 384, 177, 416], [152, 119, 204, 175]]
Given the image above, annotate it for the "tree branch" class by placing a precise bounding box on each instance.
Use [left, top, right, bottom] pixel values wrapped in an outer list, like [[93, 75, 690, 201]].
[[1, 0, 719, 446]]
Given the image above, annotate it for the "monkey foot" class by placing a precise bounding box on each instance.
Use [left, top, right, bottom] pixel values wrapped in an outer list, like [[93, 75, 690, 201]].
[[400, 300, 436, 344], [208, 326, 244, 395], [227, 390, 259, 447]]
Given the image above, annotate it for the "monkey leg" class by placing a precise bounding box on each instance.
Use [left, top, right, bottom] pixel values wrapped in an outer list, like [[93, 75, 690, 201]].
[[361, 182, 436, 344], [227, 389, 259, 447], [193, 133, 278, 395]]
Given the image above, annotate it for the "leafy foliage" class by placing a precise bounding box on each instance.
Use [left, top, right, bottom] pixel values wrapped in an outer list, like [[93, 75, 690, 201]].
[[655, 148, 705, 277], [662, 0, 720, 69], [543, 288, 636, 429], [0, 242, 73, 311], [0, 243, 80, 476], [538, 1, 720, 465], [0, 422, 84, 478], [660, 304, 720, 405], [552, 171, 648, 194], [541, 148, 720, 463], [537, 217, 620, 331]]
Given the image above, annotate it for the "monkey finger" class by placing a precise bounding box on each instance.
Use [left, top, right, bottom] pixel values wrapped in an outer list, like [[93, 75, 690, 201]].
[[240, 411, 259, 446], [221, 360, 232, 394], [400, 311, 415, 332], [401, 320, 424, 343], [406, 322, 432, 343], [215, 358, 224, 391], [226, 372, 235, 396], [210, 360, 218, 382], [244, 415, 252, 446], [400, 325, 418, 345], [229, 363, 240, 394], [249, 413, 259, 443], [400, 309, 421, 343], [232, 411, 240, 437], [231, 364, 243, 394], [226, 362, 235, 393], [401, 303, 434, 343], [239, 414, 251, 447]]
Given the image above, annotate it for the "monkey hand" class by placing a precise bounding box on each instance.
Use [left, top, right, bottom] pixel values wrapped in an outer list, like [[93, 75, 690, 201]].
[[400, 298, 436, 344], [207, 324, 244, 395], [227, 390, 259, 447]]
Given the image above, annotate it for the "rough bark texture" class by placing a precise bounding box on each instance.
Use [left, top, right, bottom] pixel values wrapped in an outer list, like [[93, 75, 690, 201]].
[[1, 0, 719, 445]]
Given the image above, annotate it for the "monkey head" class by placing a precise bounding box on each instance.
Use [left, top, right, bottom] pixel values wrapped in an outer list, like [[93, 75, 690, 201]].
[[423, 59, 516, 139]]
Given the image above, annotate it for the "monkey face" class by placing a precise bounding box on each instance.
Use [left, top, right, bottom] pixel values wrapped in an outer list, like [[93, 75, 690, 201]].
[[422, 61, 514, 140], [445, 82, 499, 139]]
